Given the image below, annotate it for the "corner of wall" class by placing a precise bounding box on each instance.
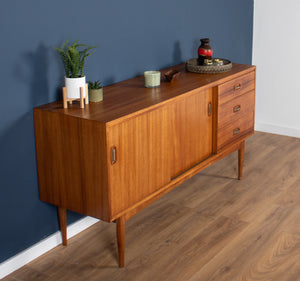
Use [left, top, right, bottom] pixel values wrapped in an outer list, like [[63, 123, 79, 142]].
[[255, 121, 300, 138]]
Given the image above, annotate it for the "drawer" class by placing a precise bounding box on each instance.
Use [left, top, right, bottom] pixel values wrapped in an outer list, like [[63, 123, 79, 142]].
[[217, 112, 254, 151], [218, 90, 255, 128], [218, 71, 255, 105]]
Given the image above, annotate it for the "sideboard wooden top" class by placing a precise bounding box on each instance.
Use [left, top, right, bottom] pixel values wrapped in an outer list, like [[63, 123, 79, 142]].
[[35, 63, 255, 124]]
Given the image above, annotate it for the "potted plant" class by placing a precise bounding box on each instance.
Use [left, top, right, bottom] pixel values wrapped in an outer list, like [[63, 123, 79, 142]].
[[88, 80, 103, 102], [56, 39, 96, 99]]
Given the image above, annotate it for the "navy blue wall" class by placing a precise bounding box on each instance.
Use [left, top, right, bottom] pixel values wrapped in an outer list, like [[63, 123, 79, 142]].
[[0, 0, 253, 263]]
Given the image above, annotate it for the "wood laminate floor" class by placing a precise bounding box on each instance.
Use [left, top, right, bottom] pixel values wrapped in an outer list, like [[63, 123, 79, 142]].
[[3, 132, 300, 281]]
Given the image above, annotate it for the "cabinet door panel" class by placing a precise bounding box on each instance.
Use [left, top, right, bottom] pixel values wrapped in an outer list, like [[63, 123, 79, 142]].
[[171, 89, 213, 178], [107, 106, 171, 217]]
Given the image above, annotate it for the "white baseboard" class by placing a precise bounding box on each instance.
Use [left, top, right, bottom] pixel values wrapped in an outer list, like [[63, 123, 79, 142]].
[[255, 122, 300, 138], [0, 216, 99, 279]]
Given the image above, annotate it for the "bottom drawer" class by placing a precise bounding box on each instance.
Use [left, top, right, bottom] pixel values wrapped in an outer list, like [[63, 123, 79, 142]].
[[217, 112, 254, 151]]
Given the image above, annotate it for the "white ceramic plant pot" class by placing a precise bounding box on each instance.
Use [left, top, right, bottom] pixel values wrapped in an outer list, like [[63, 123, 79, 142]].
[[65, 76, 86, 99]]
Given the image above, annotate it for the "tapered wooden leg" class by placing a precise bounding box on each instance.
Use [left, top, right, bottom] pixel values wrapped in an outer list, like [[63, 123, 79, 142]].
[[80, 87, 84, 108], [238, 141, 245, 180], [116, 216, 125, 267], [62, 87, 68, 108], [85, 83, 89, 104], [58, 207, 67, 246]]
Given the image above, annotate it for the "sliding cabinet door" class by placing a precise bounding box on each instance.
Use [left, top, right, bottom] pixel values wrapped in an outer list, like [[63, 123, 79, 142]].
[[171, 88, 213, 178], [107, 106, 171, 217]]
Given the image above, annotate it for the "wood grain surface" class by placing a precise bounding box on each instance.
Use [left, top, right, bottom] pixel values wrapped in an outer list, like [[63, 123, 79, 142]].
[[218, 71, 255, 105], [34, 64, 255, 225], [34, 110, 110, 221], [107, 105, 172, 217], [170, 88, 213, 178], [34, 63, 255, 124], [5, 131, 300, 281]]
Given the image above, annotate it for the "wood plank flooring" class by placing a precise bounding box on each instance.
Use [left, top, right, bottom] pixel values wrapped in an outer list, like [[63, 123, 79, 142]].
[[3, 131, 300, 281]]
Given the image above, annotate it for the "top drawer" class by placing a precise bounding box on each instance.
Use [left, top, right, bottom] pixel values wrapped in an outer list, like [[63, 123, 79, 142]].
[[218, 71, 255, 105]]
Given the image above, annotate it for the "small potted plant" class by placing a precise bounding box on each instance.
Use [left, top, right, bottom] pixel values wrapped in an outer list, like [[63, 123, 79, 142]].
[[56, 39, 96, 99], [88, 80, 103, 102]]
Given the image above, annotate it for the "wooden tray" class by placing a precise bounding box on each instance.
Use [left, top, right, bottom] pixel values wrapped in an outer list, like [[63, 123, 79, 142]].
[[186, 58, 232, 74]]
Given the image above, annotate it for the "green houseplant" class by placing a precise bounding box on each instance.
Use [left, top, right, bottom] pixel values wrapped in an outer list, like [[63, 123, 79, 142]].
[[88, 80, 103, 102], [56, 39, 96, 99]]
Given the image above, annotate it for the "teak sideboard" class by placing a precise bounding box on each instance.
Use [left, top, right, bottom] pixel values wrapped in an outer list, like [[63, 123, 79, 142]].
[[34, 63, 256, 267]]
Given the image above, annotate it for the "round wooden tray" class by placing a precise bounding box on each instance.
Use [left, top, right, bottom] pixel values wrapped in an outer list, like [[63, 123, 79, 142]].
[[186, 58, 232, 74]]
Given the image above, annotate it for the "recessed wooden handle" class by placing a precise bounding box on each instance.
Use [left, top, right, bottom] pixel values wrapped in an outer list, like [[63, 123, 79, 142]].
[[233, 105, 241, 112], [111, 146, 117, 165], [208, 102, 212, 116], [234, 84, 241, 90], [233, 128, 240, 135]]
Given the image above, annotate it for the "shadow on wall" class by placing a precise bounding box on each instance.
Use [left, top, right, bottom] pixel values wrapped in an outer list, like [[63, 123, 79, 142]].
[[0, 42, 83, 262], [14, 43, 62, 107], [0, 109, 83, 262], [0, 111, 59, 262], [191, 39, 199, 59], [0, 112, 38, 205], [173, 41, 182, 65], [103, 76, 116, 87]]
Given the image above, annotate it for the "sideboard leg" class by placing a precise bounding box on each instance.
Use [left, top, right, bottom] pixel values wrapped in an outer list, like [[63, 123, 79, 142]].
[[238, 141, 245, 180], [116, 216, 125, 267], [58, 207, 67, 246]]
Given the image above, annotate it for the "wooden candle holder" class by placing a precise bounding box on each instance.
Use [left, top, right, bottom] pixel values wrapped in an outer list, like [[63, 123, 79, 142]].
[[62, 84, 89, 109]]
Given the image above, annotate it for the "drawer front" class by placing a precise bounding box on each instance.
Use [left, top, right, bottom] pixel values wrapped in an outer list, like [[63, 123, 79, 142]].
[[218, 71, 255, 105], [217, 112, 254, 151], [218, 90, 255, 128]]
